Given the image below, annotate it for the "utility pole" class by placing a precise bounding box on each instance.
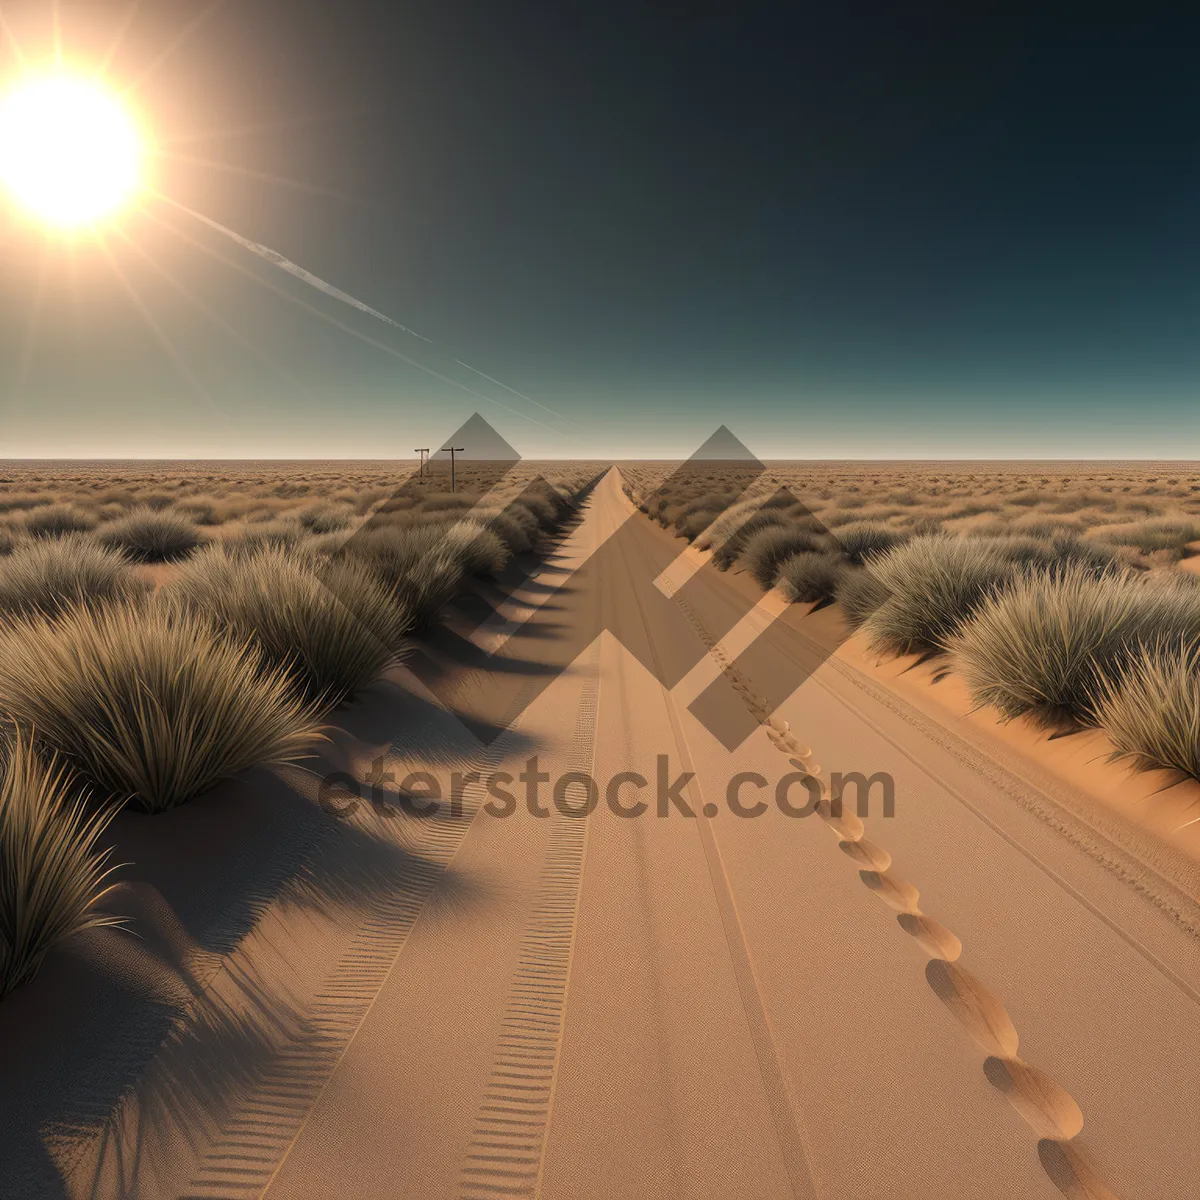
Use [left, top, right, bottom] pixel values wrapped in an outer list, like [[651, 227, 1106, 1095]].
[[413, 448, 429, 478], [442, 446, 465, 492]]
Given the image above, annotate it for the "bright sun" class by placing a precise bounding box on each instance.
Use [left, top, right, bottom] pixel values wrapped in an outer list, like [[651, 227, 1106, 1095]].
[[0, 74, 142, 229]]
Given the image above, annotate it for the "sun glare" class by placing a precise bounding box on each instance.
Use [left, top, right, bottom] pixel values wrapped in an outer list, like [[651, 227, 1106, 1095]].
[[0, 74, 142, 229]]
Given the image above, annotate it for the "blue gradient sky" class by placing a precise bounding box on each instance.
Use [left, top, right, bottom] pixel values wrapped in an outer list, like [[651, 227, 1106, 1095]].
[[1, 1, 1199, 459]]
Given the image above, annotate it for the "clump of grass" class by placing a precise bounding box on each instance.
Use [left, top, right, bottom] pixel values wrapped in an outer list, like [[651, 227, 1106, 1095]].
[[712, 509, 790, 570], [419, 493, 474, 515], [862, 535, 1026, 655], [0, 598, 321, 813], [512, 488, 563, 530], [171, 545, 411, 709], [0, 537, 148, 620], [836, 562, 893, 628], [169, 499, 221, 526], [830, 522, 908, 565], [345, 525, 466, 631], [674, 492, 736, 541], [227, 518, 308, 554], [96, 507, 204, 563], [675, 508, 723, 541], [952, 568, 1200, 728], [481, 509, 535, 556], [440, 521, 510, 576], [0, 494, 51, 514], [693, 499, 760, 552], [0, 734, 119, 1000], [135, 492, 175, 511], [1097, 642, 1200, 780], [1108, 518, 1200, 556], [742, 526, 827, 588], [297, 505, 352, 534], [25, 505, 95, 539], [777, 551, 848, 604]]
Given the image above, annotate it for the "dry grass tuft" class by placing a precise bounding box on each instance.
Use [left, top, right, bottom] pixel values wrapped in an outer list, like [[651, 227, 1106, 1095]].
[[171, 545, 412, 709], [0, 734, 118, 999], [951, 568, 1200, 728], [1098, 641, 1200, 780], [861, 536, 1026, 655], [777, 551, 848, 603], [343, 525, 466, 631], [742, 525, 828, 588], [0, 598, 321, 813], [25, 505, 95, 539], [0, 537, 148, 620], [97, 508, 204, 563]]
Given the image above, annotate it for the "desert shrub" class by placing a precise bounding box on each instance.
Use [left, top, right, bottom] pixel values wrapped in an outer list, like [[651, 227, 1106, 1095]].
[[835, 562, 892, 628], [419, 493, 474, 515], [1107, 519, 1200, 557], [96, 507, 204, 563], [483, 510, 534, 555], [1097, 642, 1200, 779], [675, 509, 722, 541], [0, 735, 118, 999], [440, 521, 510, 576], [86, 503, 126, 525], [96, 488, 137, 508], [962, 531, 1120, 575], [171, 546, 411, 709], [693, 499, 758, 551], [345, 525, 465, 630], [1006, 492, 1044, 508], [0, 537, 147, 620], [901, 515, 944, 536], [820, 508, 871, 527], [134, 492, 174, 511], [712, 510, 790, 570], [1010, 517, 1086, 540], [862, 536, 1026, 655], [655, 501, 685, 529], [513, 491, 561, 530], [169, 499, 221, 526], [742, 525, 828, 588], [680, 491, 736, 521], [0, 598, 320, 813], [227, 519, 308, 554], [0, 494, 50, 513], [830, 522, 909, 565], [25, 505, 95, 539], [951, 567, 1200, 729], [777, 551, 848, 603], [296, 505, 351, 534], [1050, 535, 1127, 573]]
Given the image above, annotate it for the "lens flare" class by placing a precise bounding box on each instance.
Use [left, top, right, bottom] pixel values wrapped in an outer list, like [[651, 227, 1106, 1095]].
[[0, 74, 142, 228]]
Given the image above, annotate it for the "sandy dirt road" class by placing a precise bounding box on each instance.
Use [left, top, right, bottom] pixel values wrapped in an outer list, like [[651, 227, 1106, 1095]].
[[60, 469, 1200, 1199]]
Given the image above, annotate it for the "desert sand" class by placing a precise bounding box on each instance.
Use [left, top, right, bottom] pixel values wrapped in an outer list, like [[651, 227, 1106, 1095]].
[[2, 469, 1196, 1198]]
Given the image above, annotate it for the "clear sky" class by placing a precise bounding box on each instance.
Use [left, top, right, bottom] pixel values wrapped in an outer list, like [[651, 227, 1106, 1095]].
[[1, 1, 1199, 460]]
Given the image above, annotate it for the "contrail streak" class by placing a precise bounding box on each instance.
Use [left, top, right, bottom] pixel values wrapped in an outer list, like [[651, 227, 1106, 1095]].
[[452, 359, 581, 427], [144, 203, 565, 433], [160, 194, 431, 342], [155, 191, 579, 427]]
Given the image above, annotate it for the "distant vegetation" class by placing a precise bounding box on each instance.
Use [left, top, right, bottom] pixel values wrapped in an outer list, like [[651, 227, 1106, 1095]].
[[623, 462, 1200, 784], [0, 460, 602, 997]]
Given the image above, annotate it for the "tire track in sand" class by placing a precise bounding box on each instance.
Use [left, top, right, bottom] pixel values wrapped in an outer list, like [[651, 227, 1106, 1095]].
[[669, 581, 1123, 1200], [457, 641, 601, 1200]]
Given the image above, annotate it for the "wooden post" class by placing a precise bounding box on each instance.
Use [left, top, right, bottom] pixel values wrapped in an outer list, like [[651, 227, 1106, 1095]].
[[441, 446, 465, 492]]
